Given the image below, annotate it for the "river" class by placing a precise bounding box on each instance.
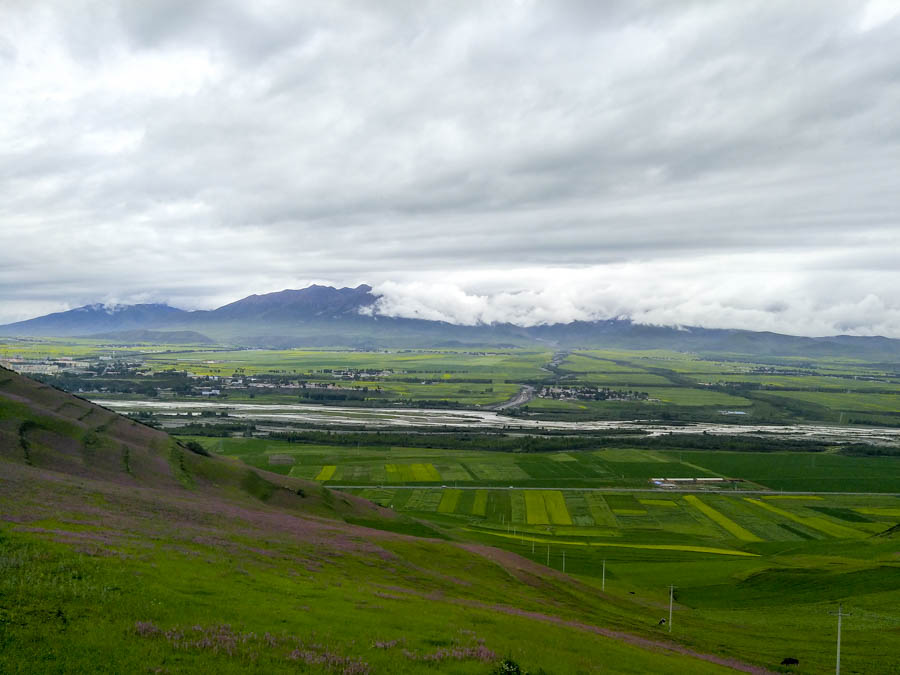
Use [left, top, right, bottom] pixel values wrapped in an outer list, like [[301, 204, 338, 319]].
[[94, 399, 900, 445]]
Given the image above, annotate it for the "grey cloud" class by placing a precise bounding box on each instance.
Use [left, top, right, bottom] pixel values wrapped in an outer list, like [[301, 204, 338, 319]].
[[0, 1, 898, 335]]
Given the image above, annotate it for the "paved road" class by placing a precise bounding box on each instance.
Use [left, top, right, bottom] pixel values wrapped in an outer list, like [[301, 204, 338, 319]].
[[490, 385, 535, 411]]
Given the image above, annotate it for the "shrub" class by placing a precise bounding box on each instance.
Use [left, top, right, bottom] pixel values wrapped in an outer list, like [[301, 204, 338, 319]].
[[493, 658, 525, 674], [184, 440, 210, 456]]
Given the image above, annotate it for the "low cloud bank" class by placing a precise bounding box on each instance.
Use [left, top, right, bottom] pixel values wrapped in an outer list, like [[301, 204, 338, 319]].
[[369, 262, 900, 338]]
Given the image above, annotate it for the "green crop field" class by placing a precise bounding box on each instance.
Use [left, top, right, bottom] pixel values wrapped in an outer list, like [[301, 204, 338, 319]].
[[6, 337, 900, 672], [11, 338, 900, 426], [663, 451, 900, 492], [182, 437, 900, 494], [328, 479, 900, 673]]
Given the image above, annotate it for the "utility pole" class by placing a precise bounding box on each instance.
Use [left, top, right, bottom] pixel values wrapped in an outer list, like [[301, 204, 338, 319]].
[[547, 545, 550, 566], [562, 550, 565, 573], [602, 560, 606, 591], [668, 585, 675, 633], [830, 604, 851, 675]]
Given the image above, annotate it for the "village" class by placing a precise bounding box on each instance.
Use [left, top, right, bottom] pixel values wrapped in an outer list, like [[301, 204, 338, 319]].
[[537, 385, 650, 402]]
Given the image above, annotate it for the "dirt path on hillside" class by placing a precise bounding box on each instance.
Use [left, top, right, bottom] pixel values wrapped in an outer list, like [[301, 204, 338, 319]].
[[464, 599, 777, 673], [460, 543, 777, 674]]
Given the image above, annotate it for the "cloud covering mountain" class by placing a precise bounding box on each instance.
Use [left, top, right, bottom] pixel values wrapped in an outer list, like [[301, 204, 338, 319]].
[[1, 1, 899, 336]]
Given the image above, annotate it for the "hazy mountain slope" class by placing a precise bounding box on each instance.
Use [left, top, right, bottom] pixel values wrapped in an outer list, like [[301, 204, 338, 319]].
[[208, 284, 378, 320], [0, 303, 189, 337], [80, 329, 214, 344], [0, 367, 774, 674], [3, 284, 899, 357]]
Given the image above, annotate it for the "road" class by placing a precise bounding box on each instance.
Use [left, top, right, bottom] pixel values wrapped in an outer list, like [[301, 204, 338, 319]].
[[490, 385, 535, 411]]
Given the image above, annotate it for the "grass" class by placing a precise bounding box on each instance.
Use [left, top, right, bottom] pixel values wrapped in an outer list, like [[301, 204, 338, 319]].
[[524, 490, 550, 524], [543, 490, 574, 525], [663, 451, 900, 493], [315, 465, 337, 481], [5, 364, 900, 673], [474, 530, 760, 557], [743, 498, 867, 539], [11, 338, 900, 426], [683, 495, 763, 542], [437, 488, 462, 514], [471, 490, 488, 516]]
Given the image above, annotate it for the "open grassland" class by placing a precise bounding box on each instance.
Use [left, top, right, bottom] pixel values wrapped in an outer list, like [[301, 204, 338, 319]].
[[683, 495, 763, 542], [183, 436, 900, 494], [756, 389, 900, 413], [6, 350, 900, 672], [0, 337, 215, 360], [9, 368, 788, 674], [696, 373, 900, 392], [667, 451, 900, 493], [4, 467, 765, 675], [345, 486, 900, 551], [197, 432, 900, 672], [179, 439, 887, 548], [11, 338, 900, 424], [183, 437, 732, 488], [139, 347, 552, 380], [340, 483, 900, 673]]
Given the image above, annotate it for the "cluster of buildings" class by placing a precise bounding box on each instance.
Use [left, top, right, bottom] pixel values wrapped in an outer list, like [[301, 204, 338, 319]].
[[1, 356, 94, 376], [325, 368, 399, 380], [649, 477, 743, 489], [537, 385, 650, 402]]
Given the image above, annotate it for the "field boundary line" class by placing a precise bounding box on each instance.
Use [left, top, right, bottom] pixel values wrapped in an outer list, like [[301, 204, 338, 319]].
[[328, 485, 900, 497]]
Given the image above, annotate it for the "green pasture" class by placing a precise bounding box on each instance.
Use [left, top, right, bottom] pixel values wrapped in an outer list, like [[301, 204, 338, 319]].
[[341, 481, 900, 675], [570, 372, 676, 386], [2, 506, 752, 675], [664, 451, 900, 493], [758, 389, 900, 414], [697, 373, 900, 392], [182, 437, 900, 494], [140, 348, 553, 380], [353, 485, 899, 547], [13, 339, 900, 424], [0, 337, 211, 360]]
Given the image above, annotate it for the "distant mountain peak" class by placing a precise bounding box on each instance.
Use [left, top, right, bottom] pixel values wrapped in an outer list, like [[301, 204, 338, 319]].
[[210, 284, 378, 320], [1, 284, 899, 358], [0, 302, 188, 337]]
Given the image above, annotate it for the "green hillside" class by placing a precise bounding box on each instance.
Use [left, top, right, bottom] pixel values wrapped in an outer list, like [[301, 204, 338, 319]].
[[1, 367, 785, 674]]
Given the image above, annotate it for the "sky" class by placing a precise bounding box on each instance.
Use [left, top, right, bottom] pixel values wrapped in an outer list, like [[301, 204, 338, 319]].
[[1, 0, 899, 336]]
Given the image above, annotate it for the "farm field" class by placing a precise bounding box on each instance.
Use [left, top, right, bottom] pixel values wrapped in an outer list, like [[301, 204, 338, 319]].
[[343, 486, 899, 547], [172, 433, 900, 673], [183, 436, 900, 492], [139, 348, 552, 380], [756, 390, 900, 414], [4, 360, 900, 672], [337, 485, 900, 674], [9, 337, 900, 424]]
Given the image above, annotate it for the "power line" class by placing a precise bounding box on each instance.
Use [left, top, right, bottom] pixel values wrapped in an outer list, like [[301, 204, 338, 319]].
[[829, 604, 851, 675], [669, 584, 676, 633]]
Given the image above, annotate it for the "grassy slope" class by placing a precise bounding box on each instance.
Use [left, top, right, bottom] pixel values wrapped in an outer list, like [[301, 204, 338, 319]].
[[0, 368, 767, 674]]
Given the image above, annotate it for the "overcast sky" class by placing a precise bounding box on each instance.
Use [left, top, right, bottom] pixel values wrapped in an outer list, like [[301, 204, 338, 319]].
[[2, 1, 899, 336]]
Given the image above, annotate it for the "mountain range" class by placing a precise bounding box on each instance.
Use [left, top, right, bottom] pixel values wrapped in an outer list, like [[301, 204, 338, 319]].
[[2, 283, 899, 358]]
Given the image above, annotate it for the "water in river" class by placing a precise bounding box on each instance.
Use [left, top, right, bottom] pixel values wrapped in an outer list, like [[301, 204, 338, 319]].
[[95, 399, 900, 445]]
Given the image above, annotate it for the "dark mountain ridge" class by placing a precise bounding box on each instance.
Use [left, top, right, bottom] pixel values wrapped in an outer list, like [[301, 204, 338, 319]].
[[0, 303, 188, 336], [209, 284, 376, 320], [2, 284, 899, 358]]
